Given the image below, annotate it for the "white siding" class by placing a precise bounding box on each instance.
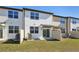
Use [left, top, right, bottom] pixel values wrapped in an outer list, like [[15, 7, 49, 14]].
[[24, 10, 53, 39], [70, 18, 79, 31], [0, 8, 23, 40]]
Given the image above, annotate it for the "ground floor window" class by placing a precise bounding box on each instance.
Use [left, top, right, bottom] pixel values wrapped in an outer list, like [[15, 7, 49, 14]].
[[30, 26, 39, 34], [72, 28, 76, 31], [9, 26, 19, 33], [0, 29, 3, 38], [61, 28, 65, 33]]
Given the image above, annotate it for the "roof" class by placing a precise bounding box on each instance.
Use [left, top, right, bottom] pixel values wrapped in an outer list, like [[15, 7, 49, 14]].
[[53, 15, 79, 20], [0, 6, 22, 11], [23, 8, 53, 14], [66, 16, 79, 19], [53, 15, 67, 18]]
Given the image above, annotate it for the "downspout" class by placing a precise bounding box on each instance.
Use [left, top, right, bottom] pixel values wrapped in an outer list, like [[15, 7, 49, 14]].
[[23, 8, 25, 39], [66, 17, 70, 38]]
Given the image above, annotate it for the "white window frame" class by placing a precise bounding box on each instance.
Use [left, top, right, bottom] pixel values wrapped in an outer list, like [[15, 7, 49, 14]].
[[8, 10, 19, 19], [9, 26, 19, 33], [30, 12, 39, 20], [30, 26, 39, 34]]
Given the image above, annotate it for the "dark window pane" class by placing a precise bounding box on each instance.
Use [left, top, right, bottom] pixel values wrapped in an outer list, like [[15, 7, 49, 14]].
[[60, 21, 65, 23], [35, 13, 39, 20], [0, 29, 3, 38], [9, 26, 13, 29], [61, 28, 65, 33], [35, 27, 39, 33], [15, 26, 19, 33], [31, 12, 34, 16], [47, 29, 50, 37], [35, 16, 39, 20], [72, 21, 76, 24], [14, 15, 18, 18], [30, 27, 34, 33], [8, 15, 13, 18], [14, 11, 18, 19], [72, 29, 76, 31], [14, 11, 18, 15], [9, 26, 14, 33], [36, 13, 39, 16], [31, 16, 34, 19], [9, 30, 13, 33], [8, 11, 13, 15], [15, 30, 19, 33], [15, 26, 19, 29], [8, 11, 13, 18]]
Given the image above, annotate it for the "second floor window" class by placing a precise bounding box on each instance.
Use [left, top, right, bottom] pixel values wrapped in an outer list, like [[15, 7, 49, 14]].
[[60, 18, 65, 24], [60, 20, 65, 24], [8, 11, 18, 19], [30, 12, 39, 20], [72, 20, 76, 24]]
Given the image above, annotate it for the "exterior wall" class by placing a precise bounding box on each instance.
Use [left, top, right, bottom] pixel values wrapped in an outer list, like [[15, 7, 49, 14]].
[[70, 18, 79, 31], [53, 16, 60, 26], [70, 31, 79, 38], [0, 8, 23, 40], [53, 16, 67, 37], [24, 10, 53, 39], [53, 16, 66, 29], [52, 30, 62, 40]]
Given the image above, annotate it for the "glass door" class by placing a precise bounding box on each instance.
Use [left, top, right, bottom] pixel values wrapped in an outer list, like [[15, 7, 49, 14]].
[[43, 29, 50, 38], [0, 29, 3, 38]]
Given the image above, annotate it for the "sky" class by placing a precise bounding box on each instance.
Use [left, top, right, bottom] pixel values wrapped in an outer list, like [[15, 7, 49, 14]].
[[9, 6, 79, 18]]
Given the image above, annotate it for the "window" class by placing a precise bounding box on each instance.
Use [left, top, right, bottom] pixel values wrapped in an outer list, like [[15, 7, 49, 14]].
[[8, 11, 18, 19], [30, 27, 34, 33], [9, 26, 19, 33], [8, 11, 13, 18], [9, 26, 14, 33], [61, 28, 65, 33], [60, 18, 65, 24], [14, 26, 19, 33], [72, 19, 77, 24], [0, 29, 3, 38], [60, 20, 65, 24], [30, 27, 39, 33], [30, 12, 39, 20], [72, 20, 76, 24], [72, 29, 76, 31], [35, 27, 39, 33], [14, 11, 18, 18]]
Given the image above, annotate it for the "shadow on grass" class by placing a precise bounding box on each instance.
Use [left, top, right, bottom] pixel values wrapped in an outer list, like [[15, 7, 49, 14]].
[[46, 39, 60, 41], [3, 39, 20, 44]]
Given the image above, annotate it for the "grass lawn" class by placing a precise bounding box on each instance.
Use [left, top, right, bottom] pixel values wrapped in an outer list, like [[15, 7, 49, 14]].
[[0, 38, 79, 52]]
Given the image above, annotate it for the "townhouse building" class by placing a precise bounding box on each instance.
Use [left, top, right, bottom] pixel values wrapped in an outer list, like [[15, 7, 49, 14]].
[[67, 17, 79, 32], [53, 15, 67, 37], [23, 8, 53, 40], [0, 6, 23, 41], [0, 6, 79, 42]]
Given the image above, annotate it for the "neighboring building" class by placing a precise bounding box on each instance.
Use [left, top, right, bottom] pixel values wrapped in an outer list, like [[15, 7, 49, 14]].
[[23, 8, 53, 40], [0, 6, 23, 41], [67, 17, 79, 32], [53, 15, 67, 37], [53, 15, 79, 37]]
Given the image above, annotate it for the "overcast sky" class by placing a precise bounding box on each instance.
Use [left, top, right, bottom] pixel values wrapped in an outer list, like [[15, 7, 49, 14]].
[[8, 6, 79, 18]]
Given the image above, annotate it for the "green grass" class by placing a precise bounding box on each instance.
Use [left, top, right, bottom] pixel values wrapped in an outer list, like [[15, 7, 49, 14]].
[[0, 38, 79, 52]]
